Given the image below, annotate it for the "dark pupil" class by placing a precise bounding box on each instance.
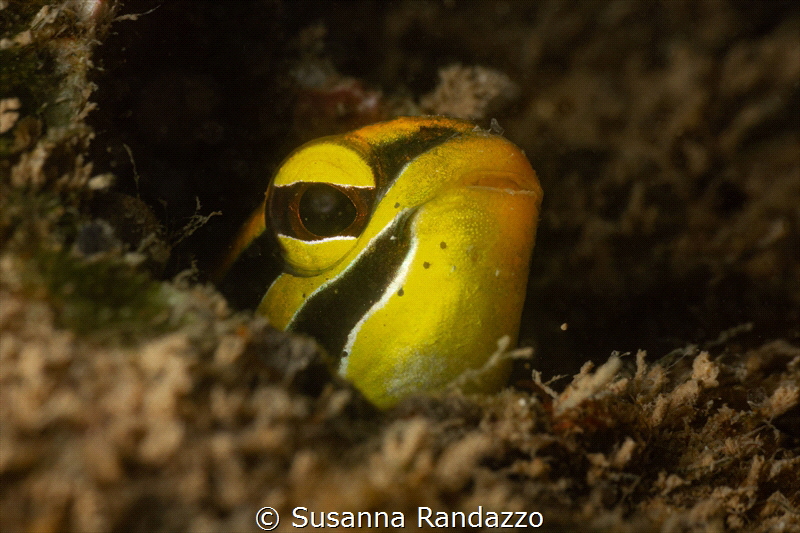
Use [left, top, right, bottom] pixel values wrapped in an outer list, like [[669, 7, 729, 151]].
[[298, 183, 358, 237]]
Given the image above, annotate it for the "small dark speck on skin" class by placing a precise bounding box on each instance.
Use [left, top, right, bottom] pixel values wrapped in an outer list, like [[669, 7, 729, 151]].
[[423, 262, 430, 269], [440, 241, 447, 249], [398, 287, 404, 296], [394, 202, 400, 208]]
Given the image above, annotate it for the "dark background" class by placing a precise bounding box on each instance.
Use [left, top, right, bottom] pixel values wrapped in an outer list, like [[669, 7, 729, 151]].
[[88, 0, 800, 379]]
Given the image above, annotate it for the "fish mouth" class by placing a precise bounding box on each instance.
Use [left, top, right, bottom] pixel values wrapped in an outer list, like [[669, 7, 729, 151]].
[[461, 170, 541, 195]]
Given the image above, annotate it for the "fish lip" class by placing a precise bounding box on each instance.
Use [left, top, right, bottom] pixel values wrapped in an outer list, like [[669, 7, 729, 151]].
[[461, 170, 541, 195]]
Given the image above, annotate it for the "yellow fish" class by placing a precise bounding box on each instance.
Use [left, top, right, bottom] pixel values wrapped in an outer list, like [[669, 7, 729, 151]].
[[224, 117, 542, 408]]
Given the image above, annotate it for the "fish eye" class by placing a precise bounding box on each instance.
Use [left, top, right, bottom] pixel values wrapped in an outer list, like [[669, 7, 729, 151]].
[[298, 183, 358, 237]]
